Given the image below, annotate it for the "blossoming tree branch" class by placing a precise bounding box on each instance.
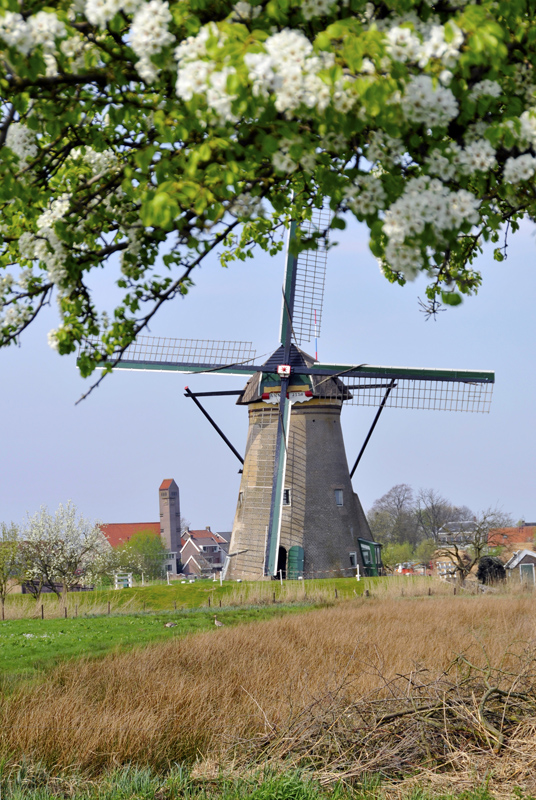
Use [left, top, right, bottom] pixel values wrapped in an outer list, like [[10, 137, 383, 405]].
[[1, 0, 534, 376]]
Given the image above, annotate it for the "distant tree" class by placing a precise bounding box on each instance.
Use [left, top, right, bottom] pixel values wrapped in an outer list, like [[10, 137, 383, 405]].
[[477, 556, 506, 585], [116, 531, 167, 581], [20, 502, 111, 602], [0, 522, 21, 619], [436, 508, 512, 585], [367, 484, 419, 546], [415, 539, 437, 569], [381, 541, 415, 572]]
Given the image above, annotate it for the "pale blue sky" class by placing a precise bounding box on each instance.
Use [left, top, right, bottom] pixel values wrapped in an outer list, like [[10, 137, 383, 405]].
[[1, 215, 535, 532]]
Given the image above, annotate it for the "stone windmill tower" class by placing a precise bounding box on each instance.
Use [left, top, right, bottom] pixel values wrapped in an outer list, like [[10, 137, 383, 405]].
[[109, 207, 495, 581]]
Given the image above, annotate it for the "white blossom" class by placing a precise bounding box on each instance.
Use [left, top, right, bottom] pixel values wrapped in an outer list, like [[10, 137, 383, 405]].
[[503, 154, 536, 183], [47, 329, 60, 350], [469, 79, 502, 101], [230, 2, 261, 22], [27, 11, 66, 50], [5, 123, 38, 163], [300, 0, 337, 20], [0, 11, 33, 55], [383, 176, 480, 275], [401, 75, 458, 127], [130, 0, 175, 83], [343, 174, 386, 216], [229, 192, 265, 218], [457, 139, 497, 174]]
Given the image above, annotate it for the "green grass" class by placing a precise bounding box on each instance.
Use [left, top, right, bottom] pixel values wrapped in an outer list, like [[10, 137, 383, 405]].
[[0, 762, 513, 800], [92, 576, 371, 611], [0, 603, 329, 682]]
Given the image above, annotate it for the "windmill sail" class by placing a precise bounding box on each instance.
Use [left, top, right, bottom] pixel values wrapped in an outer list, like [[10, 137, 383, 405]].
[[90, 335, 258, 375], [307, 363, 494, 413], [279, 204, 331, 348]]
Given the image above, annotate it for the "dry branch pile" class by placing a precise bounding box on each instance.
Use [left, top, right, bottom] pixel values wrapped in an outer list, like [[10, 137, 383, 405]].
[[238, 644, 536, 788]]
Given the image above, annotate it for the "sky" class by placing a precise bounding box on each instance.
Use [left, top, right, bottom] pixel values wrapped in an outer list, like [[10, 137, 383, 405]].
[[1, 214, 535, 533]]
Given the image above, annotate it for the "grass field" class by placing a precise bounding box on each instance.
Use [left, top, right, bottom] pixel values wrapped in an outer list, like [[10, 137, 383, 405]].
[[2, 581, 535, 798], [0, 603, 331, 681], [1, 589, 535, 797], [3, 576, 372, 619]]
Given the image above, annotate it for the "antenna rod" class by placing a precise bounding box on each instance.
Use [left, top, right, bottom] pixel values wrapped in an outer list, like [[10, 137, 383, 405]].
[[184, 387, 244, 465], [349, 379, 396, 478]]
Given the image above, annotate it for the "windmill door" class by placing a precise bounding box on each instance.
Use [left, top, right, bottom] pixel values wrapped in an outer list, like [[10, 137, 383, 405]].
[[520, 563, 535, 584], [288, 546, 304, 580], [358, 539, 379, 577]]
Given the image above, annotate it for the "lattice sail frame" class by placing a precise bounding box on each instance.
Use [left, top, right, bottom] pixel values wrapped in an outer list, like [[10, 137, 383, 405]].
[[316, 372, 493, 413], [292, 204, 331, 346], [95, 336, 256, 367]]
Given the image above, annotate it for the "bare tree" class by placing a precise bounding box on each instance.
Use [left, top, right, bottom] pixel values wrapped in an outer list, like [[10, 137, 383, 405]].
[[436, 508, 513, 585], [367, 484, 419, 545]]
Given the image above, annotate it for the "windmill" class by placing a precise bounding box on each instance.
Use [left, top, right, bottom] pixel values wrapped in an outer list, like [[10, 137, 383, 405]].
[[105, 206, 494, 581]]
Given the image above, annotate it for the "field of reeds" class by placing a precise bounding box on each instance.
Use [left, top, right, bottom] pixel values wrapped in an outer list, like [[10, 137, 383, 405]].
[[1, 588, 536, 797], [4, 574, 528, 621]]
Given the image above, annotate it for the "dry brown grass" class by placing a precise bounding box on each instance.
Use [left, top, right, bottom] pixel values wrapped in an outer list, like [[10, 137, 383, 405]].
[[1, 593, 536, 793], [2, 593, 141, 620]]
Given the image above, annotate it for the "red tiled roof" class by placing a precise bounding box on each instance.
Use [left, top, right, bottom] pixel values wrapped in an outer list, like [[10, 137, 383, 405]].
[[489, 526, 536, 546], [100, 522, 160, 548], [159, 479, 174, 490]]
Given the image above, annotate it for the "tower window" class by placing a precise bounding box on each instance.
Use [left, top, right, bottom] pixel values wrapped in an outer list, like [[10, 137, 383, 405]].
[[283, 489, 291, 506], [335, 489, 344, 506]]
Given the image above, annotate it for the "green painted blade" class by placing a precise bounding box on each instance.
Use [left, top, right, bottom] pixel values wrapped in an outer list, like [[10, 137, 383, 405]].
[[108, 361, 259, 376], [265, 389, 292, 576], [310, 363, 495, 383], [279, 220, 298, 347]]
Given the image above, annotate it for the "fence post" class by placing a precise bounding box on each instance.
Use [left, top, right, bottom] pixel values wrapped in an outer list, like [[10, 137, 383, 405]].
[[428, 587, 432, 596], [453, 587, 457, 595], [107, 601, 111, 615], [208, 597, 211, 608], [64, 607, 67, 619], [41, 604, 44, 619], [219, 599, 222, 608], [335, 587, 338, 599], [365, 589, 370, 597], [273, 591, 276, 604], [75, 604, 78, 618], [174, 601, 177, 611]]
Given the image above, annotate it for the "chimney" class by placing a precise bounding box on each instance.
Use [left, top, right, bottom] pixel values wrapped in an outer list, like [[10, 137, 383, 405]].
[[206, 525, 211, 532]]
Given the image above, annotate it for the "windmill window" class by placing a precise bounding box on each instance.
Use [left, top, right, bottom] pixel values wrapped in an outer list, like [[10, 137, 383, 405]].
[[283, 489, 291, 506], [349, 552, 357, 567], [335, 489, 344, 506]]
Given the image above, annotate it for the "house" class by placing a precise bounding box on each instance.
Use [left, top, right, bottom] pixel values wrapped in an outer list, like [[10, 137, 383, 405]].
[[504, 549, 536, 584], [488, 523, 536, 549], [180, 528, 229, 577], [437, 521, 477, 547]]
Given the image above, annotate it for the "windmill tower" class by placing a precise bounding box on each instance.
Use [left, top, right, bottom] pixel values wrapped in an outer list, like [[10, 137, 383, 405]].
[[107, 207, 494, 580]]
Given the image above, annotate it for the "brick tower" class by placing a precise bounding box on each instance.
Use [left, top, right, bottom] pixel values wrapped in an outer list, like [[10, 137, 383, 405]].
[[159, 478, 181, 572]]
